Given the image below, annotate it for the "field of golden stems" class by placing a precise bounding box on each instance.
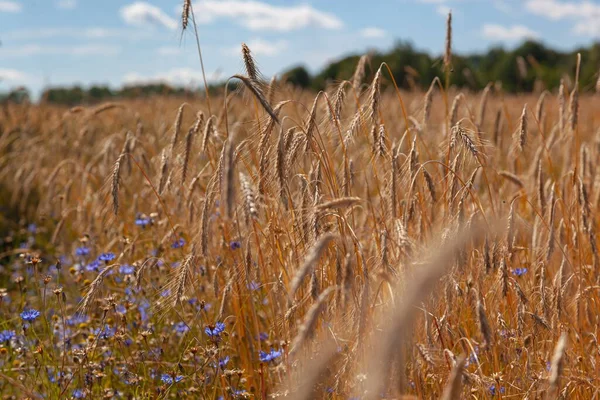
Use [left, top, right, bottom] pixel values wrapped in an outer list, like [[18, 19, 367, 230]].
[[1, 50, 600, 399]]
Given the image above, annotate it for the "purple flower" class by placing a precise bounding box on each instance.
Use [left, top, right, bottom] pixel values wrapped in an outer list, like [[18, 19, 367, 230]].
[[161, 374, 183, 384], [489, 384, 505, 396], [76, 247, 90, 257], [93, 325, 115, 339], [135, 214, 152, 228], [98, 252, 115, 262], [72, 388, 85, 399], [205, 322, 225, 338], [0, 330, 16, 342], [259, 348, 282, 363], [85, 260, 101, 272], [512, 267, 528, 277], [20, 309, 41, 322], [119, 264, 135, 275], [219, 356, 230, 368], [174, 322, 189, 335], [28, 223, 37, 234], [171, 238, 185, 249], [230, 241, 241, 250]]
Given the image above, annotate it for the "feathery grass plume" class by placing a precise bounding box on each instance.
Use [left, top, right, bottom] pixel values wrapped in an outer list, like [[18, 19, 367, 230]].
[[218, 278, 233, 321], [289, 286, 336, 356], [289, 234, 337, 299], [377, 124, 387, 157], [274, 124, 287, 205], [423, 169, 437, 203], [369, 67, 382, 125], [422, 79, 437, 128], [477, 83, 492, 126], [451, 122, 479, 160], [332, 81, 347, 124], [239, 172, 258, 223], [548, 333, 567, 396], [158, 148, 169, 195], [79, 263, 118, 313], [537, 160, 546, 215], [352, 54, 369, 93], [304, 93, 320, 151], [449, 93, 464, 129], [173, 252, 194, 308], [536, 90, 548, 124], [309, 270, 320, 300], [444, 11, 452, 70], [231, 74, 279, 123], [222, 138, 235, 219], [316, 197, 361, 212], [558, 79, 566, 131], [170, 103, 186, 151], [181, 0, 191, 30], [416, 343, 434, 367], [201, 115, 214, 153], [514, 104, 527, 153], [111, 149, 126, 216], [477, 297, 492, 348], [181, 112, 203, 185], [440, 355, 466, 400], [498, 170, 524, 188], [569, 85, 579, 133], [241, 43, 259, 82], [389, 150, 398, 217], [493, 107, 503, 145]]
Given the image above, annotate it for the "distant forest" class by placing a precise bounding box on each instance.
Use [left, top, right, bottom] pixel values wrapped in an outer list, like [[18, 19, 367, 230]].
[[3, 40, 600, 105]]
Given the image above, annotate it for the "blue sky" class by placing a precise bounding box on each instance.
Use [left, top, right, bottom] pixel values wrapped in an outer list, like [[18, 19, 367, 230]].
[[1, 0, 599, 96]]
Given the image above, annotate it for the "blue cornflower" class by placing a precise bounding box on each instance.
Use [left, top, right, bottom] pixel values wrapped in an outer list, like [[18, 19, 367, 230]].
[[489, 384, 505, 396], [174, 322, 189, 335], [161, 374, 184, 385], [219, 356, 230, 368], [259, 348, 282, 363], [72, 388, 85, 398], [247, 281, 260, 291], [135, 215, 152, 228], [119, 264, 135, 275], [205, 322, 226, 338], [0, 330, 16, 342], [512, 267, 528, 276], [98, 252, 115, 262], [230, 241, 241, 250], [75, 247, 90, 257], [28, 223, 37, 234], [85, 260, 101, 272], [259, 332, 268, 341], [94, 325, 116, 339], [20, 309, 41, 322], [67, 314, 88, 326], [171, 238, 185, 249]]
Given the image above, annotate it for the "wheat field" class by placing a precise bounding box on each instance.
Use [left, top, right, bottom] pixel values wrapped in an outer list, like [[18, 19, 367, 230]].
[[1, 7, 600, 399]]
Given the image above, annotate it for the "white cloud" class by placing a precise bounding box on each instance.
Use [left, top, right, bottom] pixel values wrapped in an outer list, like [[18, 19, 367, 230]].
[[525, 0, 600, 36], [3, 27, 150, 40], [360, 27, 386, 38], [123, 68, 217, 86], [482, 24, 540, 41], [224, 39, 288, 57], [56, 0, 76, 9], [121, 2, 178, 30], [436, 5, 452, 16], [0, 1, 21, 12], [189, 1, 343, 31], [157, 47, 183, 56], [0, 68, 29, 83], [0, 44, 121, 57]]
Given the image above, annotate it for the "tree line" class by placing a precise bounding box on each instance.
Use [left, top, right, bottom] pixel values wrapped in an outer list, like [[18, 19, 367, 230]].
[[2, 39, 599, 105]]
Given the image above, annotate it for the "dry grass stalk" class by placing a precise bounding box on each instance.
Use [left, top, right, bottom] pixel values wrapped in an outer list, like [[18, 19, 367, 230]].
[[440, 355, 466, 400], [289, 286, 336, 356], [289, 234, 337, 299]]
